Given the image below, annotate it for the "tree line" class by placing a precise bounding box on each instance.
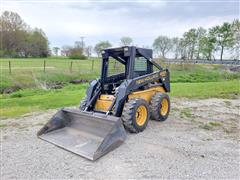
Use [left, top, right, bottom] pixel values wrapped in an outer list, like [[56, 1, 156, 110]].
[[59, 37, 132, 59], [88, 21, 239, 61], [153, 20, 239, 60], [1, 11, 239, 60], [63, 21, 239, 61], [0, 11, 49, 58]]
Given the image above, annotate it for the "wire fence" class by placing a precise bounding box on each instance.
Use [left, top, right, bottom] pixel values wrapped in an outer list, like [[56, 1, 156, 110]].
[[0, 59, 101, 75], [1, 58, 239, 75], [164, 59, 240, 65], [0, 59, 128, 76]]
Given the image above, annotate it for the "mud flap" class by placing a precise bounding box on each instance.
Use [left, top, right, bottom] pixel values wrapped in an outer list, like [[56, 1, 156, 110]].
[[37, 108, 126, 161]]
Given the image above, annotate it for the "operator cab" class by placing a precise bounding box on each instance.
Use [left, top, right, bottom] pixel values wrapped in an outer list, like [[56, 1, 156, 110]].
[[100, 46, 154, 94]]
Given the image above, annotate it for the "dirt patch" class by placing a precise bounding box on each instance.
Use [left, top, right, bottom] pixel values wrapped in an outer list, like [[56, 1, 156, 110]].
[[173, 98, 240, 139], [1, 86, 22, 94], [1, 79, 88, 94], [70, 79, 89, 84], [229, 65, 240, 72], [1, 98, 239, 179]]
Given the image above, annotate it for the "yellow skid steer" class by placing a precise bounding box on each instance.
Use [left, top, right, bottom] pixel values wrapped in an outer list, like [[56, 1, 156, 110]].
[[38, 46, 170, 161]]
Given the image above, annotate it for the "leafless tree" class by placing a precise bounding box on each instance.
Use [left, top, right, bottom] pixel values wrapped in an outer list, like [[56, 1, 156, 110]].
[[120, 37, 133, 46], [153, 36, 172, 58]]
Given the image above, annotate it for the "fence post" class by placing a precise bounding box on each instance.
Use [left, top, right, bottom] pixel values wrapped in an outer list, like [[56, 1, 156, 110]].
[[70, 61, 73, 73], [9, 61, 11, 74], [43, 60, 46, 73], [91, 59, 94, 71]]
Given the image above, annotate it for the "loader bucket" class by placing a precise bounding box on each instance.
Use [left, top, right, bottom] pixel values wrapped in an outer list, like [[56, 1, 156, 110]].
[[37, 108, 126, 161]]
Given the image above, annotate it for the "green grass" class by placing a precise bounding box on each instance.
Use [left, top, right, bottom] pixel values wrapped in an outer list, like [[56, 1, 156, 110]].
[[170, 80, 240, 99], [1, 80, 239, 119], [209, 121, 222, 126], [1, 57, 239, 118], [0, 124, 7, 128], [180, 108, 195, 118], [199, 124, 213, 130], [0, 84, 88, 119], [1, 57, 240, 92], [0, 57, 101, 91], [199, 121, 223, 131]]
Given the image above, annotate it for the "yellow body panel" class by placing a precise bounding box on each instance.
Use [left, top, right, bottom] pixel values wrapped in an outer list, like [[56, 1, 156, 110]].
[[99, 94, 115, 101], [94, 86, 165, 112], [94, 95, 114, 111], [128, 86, 165, 103]]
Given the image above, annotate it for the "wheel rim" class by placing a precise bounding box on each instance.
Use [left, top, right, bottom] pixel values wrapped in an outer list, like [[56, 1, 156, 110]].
[[160, 98, 169, 116], [135, 105, 147, 126]]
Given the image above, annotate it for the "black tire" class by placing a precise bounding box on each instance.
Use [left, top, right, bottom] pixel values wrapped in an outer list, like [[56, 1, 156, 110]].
[[122, 98, 150, 133], [150, 93, 170, 121], [80, 98, 87, 110]]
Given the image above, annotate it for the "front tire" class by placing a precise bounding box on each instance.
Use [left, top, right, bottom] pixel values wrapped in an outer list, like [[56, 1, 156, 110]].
[[150, 93, 170, 121], [122, 98, 150, 133]]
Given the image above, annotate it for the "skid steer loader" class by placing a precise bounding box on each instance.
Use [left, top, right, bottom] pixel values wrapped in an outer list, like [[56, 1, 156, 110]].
[[38, 46, 170, 161]]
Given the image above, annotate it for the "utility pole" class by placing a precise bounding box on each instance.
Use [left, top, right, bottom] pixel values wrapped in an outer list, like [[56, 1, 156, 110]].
[[80, 36, 85, 49]]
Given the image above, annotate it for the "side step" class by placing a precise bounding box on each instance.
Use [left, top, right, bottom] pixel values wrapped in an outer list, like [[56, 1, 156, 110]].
[[37, 108, 126, 161]]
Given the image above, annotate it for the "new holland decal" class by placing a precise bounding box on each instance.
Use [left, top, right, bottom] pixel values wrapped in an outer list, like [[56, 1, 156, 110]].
[[136, 74, 159, 84]]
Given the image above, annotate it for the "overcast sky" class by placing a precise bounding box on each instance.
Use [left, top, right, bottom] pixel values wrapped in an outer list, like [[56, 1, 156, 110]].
[[2, 0, 239, 49]]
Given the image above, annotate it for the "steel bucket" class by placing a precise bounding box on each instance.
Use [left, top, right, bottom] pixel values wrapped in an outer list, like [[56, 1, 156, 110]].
[[37, 108, 126, 161]]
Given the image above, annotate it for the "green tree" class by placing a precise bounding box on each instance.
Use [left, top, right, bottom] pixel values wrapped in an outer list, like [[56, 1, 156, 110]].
[[0, 11, 49, 57], [209, 22, 234, 60], [52, 47, 60, 56], [68, 41, 86, 59], [27, 28, 49, 57], [195, 27, 207, 59], [61, 45, 71, 56], [231, 19, 240, 60], [178, 38, 188, 59], [198, 35, 215, 60], [0, 11, 27, 56], [120, 36, 133, 46], [171, 37, 181, 59], [85, 45, 93, 58], [183, 28, 198, 60], [94, 41, 112, 57], [153, 36, 172, 58], [68, 48, 86, 59]]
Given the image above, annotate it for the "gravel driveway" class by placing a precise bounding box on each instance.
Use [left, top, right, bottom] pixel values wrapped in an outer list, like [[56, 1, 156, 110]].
[[1, 98, 239, 179]]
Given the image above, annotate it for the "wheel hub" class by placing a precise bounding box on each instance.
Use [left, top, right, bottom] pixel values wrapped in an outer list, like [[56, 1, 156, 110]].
[[135, 105, 147, 126], [160, 98, 169, 116]]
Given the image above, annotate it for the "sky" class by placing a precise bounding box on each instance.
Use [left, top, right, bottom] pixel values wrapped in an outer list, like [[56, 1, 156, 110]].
[[1, 0, 239, 50]]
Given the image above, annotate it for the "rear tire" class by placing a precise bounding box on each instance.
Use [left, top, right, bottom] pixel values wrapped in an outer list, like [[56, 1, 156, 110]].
[[150, 93, 170, 121], [122, 98, 150, 133]]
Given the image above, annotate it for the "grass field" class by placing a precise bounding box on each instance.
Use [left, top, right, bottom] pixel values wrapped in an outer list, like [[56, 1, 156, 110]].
[[1, 57, 240, 92], [0, 57, 101, 92], [0, 81, 239, 119], [0, 57, 239, 119]]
